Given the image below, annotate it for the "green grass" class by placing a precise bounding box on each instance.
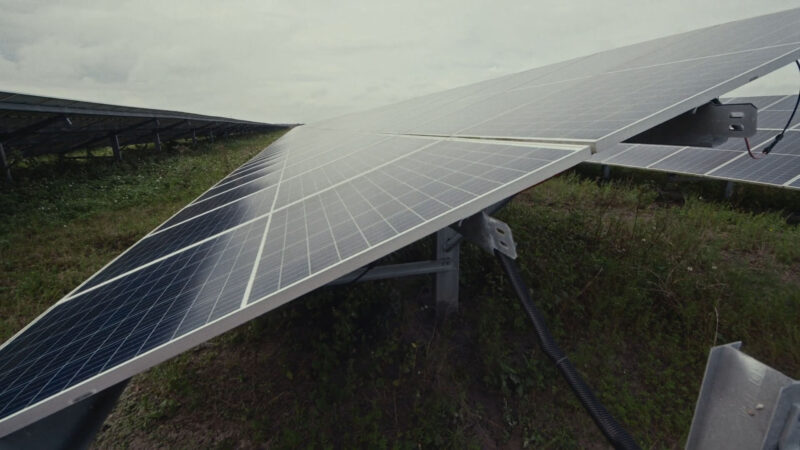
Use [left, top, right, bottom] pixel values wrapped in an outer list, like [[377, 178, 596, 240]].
[[0, 132, 285, 342], [1, 139, 798, 448]]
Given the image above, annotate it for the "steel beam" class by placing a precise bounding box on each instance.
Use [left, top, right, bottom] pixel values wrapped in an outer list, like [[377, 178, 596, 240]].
[[0, 143, 11, 183], [602, 164, 611, 181], [328, 259, 455, 286], [55, 118, 154, 156], [0, 380, 128, 450], [111, 134, 122, 162], [724, 181, 735, 199], [435, 228, 461, 317], [0, 115, 72, 143]]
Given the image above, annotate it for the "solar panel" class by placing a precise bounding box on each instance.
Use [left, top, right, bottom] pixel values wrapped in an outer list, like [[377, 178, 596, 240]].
[[317, 9, 800, 151], [0, 91, 287, 160], [2, 8, 800, 437], [0, 133, 588, 433], [589, 95, 800, 189]]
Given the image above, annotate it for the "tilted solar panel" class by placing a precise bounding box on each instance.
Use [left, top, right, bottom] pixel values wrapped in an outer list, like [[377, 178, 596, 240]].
[[1, 8, 800, 436], [317, 9, 800, 151], [0, 91, 284, 159], [589, 95, 800, 189]]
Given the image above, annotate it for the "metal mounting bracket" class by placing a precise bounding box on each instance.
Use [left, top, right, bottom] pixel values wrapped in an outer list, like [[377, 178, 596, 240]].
[[0, 379, 129, 450], [686, 342, 800, 450], [449, 211, 517, 259], [626, 99, 757, 148], [328, 199, 517, 317]]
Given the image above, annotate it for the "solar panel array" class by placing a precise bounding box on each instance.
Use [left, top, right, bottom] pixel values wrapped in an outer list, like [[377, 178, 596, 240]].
[[0, 131, 589, 433], [317, 9, 800, 151], [1, 8, 800, 437], [589, 95, 800, 189], [0, 91, 288, 158]]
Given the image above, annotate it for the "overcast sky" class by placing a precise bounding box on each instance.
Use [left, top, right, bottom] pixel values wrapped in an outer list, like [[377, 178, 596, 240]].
[[1, 1, 798, 124]]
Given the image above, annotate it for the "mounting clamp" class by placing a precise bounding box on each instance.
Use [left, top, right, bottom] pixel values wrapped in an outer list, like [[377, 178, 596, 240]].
[[627, 99, 757, 148], [449, 211, 517, 259]]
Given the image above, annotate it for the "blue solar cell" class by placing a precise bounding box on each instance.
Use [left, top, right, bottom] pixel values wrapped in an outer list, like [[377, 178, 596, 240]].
[[75, 185, 278, 292], [0, 217, 267, 419]]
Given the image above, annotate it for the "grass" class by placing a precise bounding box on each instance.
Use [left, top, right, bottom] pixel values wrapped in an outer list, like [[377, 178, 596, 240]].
[[1, 136, 798, 448], [0, 133, 286, 342]]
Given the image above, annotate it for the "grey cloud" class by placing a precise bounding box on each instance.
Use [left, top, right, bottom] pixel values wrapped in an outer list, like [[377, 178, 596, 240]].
[[0, 0, 797, 123]]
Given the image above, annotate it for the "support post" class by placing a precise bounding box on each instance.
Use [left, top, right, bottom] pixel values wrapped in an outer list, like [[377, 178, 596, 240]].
[[724, 181, 734, 200], [0, 143, 11, 183], [111, 134, 122, 162], [0, 379, 129, 449], [154, 132, 162, 152], [602, 164, 611, 181], [435, 228, 460, 317], [191, 129, 197, 145]]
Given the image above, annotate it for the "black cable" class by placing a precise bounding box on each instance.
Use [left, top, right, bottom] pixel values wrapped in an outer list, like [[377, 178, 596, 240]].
[[761, 60, 800, 155], [495, 251, 640, 450]]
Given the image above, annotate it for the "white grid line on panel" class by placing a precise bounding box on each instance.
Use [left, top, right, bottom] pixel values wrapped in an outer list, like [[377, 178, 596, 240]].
[[783, 172, 800, 186], [332, 187, 372, 250], [149, 185, 277, 236], [349, 181, 404, 234], [318, 187, 343, 263], [646, 146, 689, 168], [598, 144, 642, 164], [761, 94, 793, 111], [704, 152, 749, 176], [241, 143, 291, 308], [302, 195, 312, 277], [56, 150, 283, 304], [189, 167, 278, 207]]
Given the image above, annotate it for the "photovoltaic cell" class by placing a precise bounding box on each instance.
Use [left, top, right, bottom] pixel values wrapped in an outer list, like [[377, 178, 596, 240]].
[[651, 147, 742, 175], [602, 144, 683, 168], [708, 154, 800, 184]]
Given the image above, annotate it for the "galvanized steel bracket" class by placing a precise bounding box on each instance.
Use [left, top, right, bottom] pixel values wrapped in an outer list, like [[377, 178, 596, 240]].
[[686, 342, 800, 450], [627, 99, 757, 148], [450, 211, 517, 259]]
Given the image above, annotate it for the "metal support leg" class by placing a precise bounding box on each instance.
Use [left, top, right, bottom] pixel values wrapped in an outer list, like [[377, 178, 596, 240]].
[[436, 228, 460, 317], [0, 379, 129, 450], [724, 181, 734, 200], [154, 132, 162, 152], [0, 143, 11, 183], [192, 129, 197, 145], [111, 134, 122, 162], [602, 164, 611, 181]]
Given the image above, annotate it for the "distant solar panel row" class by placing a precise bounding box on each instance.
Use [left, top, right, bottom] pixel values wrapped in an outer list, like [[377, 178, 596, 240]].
[[590, 95, 800, 188], [2, 8, 800, 437], [0, 91, 288, 158]]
